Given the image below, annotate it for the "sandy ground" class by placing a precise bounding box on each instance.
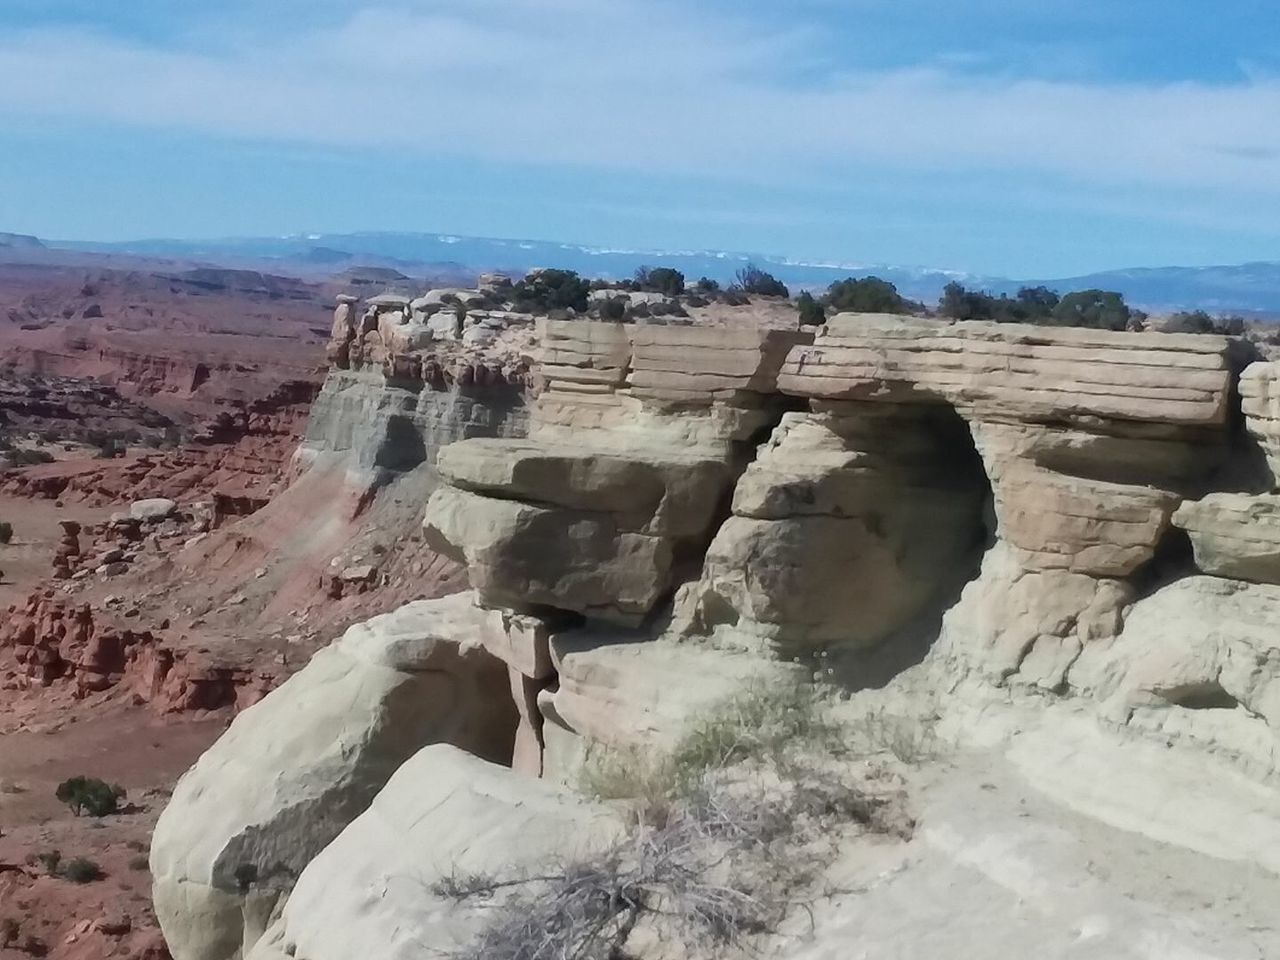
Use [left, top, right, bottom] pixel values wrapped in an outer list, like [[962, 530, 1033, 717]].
[[0, 695, 226, 959], [0, 493, 117, 606]]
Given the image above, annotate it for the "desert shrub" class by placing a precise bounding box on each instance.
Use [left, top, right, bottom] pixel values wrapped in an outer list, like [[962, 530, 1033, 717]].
[[668, 683, 844, 786], [55, 776, 125, 817], [848, 709, 942, 765], [93, 437, 126, 459], [939, 282, 1133, 330], [61, 857, 103, 884], [733, 263, 789, 298], [439, 775, 898, 960], [797, 291, 826, 326], [1050, 289, 1131, 330], [9, 448, 56, 466], [940, 282, 1064, 323], [694, 277, 721, 294], [825, 276, 918, 315], [1164, 310, 1246, 336], [633, 266, 685, 296], [444, 683, 908, 960], [0, 918, 16, 947], [510, 269, 590, 313], [35, 850, 62, 875], [129, 855, 150, 872], [1219, 315, 1246, 336], [597, 298, 627, 322], [0, 522, 11, 544]]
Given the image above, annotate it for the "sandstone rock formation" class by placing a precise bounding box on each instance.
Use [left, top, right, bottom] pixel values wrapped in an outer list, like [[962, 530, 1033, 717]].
[[150, 596, 520, 960], [154, 309, 1280, 960], [246, 746, 621, 960]]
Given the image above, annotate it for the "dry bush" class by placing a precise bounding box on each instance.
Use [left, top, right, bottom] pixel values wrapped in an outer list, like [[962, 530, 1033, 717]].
[[441, 682, 911, 960], [847, 709, 942, 766], [436, 772, 894, 960]]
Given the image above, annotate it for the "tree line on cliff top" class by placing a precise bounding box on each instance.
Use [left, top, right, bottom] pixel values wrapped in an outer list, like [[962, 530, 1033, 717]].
[[503, 263, 1243, 334]]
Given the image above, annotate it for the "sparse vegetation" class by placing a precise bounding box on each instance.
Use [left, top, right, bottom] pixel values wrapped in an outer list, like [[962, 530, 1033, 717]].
[[694, 277, 721, 294], [0, 521, 11, 544], [733, 263, 789, 298], [30, 849, 102, 883], [939, 282, 1137, 330], [4, 448, 55, 466], [847, 709, 942, 765], [61, 857, 104, 884], [633, 266, 685, 296], [55, 776, 126, 817], [1053, 289, 1132, 331], [797, 291, 826, 326], [510, 269, 591, 313], [597, 298, 627, 321], [129, 855, 151, 872], [1164, 310, 1246, 335], [35, 850, 62, 876], [442, 683, 915, 960], [0, 918, 18, 947], [824, 276, 920, 315]]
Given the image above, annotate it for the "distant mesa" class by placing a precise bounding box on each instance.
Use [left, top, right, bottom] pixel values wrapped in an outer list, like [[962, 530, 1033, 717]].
[[0, 231, 45, 249], [338, 265, 413, 285], [304, 246, 355, 265]]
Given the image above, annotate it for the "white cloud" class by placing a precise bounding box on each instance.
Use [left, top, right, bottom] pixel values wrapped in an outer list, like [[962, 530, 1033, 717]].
[[2, 1, 1279, 202]]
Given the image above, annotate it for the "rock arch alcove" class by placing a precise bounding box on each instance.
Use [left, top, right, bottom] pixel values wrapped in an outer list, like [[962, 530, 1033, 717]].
[[682, 399, 994, 674]]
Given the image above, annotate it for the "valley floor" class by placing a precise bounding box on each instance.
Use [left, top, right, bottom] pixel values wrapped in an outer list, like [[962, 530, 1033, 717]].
[[0, 694, 224, 960]]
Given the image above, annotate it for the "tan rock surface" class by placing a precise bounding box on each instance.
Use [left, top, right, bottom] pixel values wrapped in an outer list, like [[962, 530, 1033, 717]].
[[1240, 360, 1280, 486], [423, 485, 676, 623], [677, 406, 989, 651], [150, 596, 517, 960], [436, 437, 733, 536], [779, 314, 1232, 427], [1071, 576, 1280, 774], [541, 628, 808, 781], [246, 745, 621, 960], [1174, 492, 1280, 583]]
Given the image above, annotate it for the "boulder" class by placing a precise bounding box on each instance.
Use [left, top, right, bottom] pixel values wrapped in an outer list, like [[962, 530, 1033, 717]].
[[992, 464, 1178, 576], [424, 485, 675, 624], [426, 437, 739, 623], [246, 745, 621, 960], [150, 596, 518, 960], [435, 438, 733, 537], [130, 498, 178, 522], [1175, 493, 1280, 584]]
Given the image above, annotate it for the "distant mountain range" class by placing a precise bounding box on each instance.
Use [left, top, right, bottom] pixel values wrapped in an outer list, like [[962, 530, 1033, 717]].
[[20, 230, 1280, 316]]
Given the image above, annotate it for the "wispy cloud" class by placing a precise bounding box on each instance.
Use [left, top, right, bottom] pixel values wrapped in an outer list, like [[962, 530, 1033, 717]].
[[1, 2, 1278, 202]]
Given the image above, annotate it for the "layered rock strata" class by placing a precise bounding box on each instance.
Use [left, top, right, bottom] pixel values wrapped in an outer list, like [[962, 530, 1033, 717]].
[[155, 312, 1280, 960]]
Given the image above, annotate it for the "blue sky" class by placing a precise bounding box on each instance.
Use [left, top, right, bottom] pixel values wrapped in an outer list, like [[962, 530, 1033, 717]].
[[1, 0, 1279, 277]]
